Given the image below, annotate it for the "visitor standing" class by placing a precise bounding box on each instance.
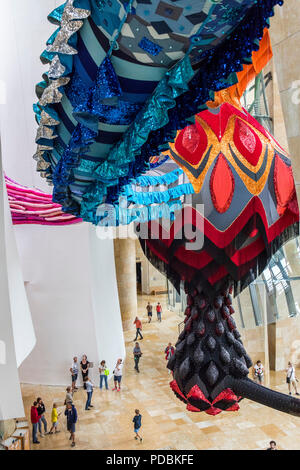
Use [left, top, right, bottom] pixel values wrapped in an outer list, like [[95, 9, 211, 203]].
[[146, 302, 153, 323], [132, 409, 143, 442], [64, 386, 73, 406], [37, 397, 48, 437], [165, 343, 174, 374], [156, 302, 162, 322], [286, 361, 300, 395], [70, 356, 79, 391], [165, 343, 175, 361], [84, 377, 94, 410], [253, 360, 264, 384], [99, 360, 109, 390], [133, 342, 142, 373], [65, 402, 77, 447], [30, 401, 40, 444], [112, 358, 123, 391], [49, 403, 61, 434], [133, 317, 143, 341], [80, 355, 90, 389]]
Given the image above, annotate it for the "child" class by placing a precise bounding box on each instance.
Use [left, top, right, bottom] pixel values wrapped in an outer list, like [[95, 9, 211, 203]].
[[49, 403, 61, 434], [132, 409, 142, 442]]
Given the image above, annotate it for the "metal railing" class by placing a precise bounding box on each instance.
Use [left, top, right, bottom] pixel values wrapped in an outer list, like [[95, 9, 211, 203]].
[[178, 321, 184, 335]]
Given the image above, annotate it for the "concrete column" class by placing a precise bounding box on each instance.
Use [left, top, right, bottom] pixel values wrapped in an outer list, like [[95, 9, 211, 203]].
[[270, 1, 300, 185], [114, 238, 138, 331]]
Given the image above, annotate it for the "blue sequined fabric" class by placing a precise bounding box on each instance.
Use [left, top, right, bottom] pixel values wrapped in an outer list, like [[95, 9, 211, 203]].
[[33, 0, 283, 224]]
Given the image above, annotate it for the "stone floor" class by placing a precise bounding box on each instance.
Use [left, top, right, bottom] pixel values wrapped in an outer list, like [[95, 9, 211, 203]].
[[21, 294, 300, 450]]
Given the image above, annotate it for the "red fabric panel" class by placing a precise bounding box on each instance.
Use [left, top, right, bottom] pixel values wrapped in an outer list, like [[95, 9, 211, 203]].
[[210, 154, 235, 213], [233, 118, 262, 166], [175, 123, 208, 166]]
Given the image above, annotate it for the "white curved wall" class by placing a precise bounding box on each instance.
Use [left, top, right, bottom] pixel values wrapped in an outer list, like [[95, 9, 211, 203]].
[[0, 0, 59, 189], [0, 0, 126, 390], [17, 224, 125, 386], [0, 153, 30, 420]]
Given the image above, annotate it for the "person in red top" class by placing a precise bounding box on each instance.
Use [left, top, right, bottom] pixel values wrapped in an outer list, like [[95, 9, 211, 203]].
[[31, 401, 40, 444], [133, 317, 143, 341], [156, 302, 162, 322]]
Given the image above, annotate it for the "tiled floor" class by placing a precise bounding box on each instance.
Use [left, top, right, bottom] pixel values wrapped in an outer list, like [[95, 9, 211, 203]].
[[21, 294, 300, 450]]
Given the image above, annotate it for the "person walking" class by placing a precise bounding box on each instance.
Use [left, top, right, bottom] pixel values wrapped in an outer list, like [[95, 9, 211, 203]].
[[64, 386, 73, 406], [84, 377, 94, 410], [156, 302, 162, 322], [286, 361, 300, 395], [253, 360, 264, 385], [99, 360, 109, 390], [49, 403, 61, 434], [37, 397, 48, 437], [80, 355, 90, 389], [112, 358, 123, 391], [132, 409, 143, 442], [146, 302, 153, 323], [70, 356, 79, 391], [133, 317, 143, 341], [30, 401, 40, 444], [65, 402, 77, 448], [133, 342, 142, 373]]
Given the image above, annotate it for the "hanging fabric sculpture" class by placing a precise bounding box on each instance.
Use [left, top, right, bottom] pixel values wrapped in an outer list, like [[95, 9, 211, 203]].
[[33, 0, 300, 417], [34, 0, 284, 222], [138, 37, 300, 415], [139, 96, 300, 415]]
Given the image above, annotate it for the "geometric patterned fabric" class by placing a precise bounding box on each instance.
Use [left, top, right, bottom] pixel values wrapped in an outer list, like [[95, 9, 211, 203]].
[[139, 101, 300, 297]]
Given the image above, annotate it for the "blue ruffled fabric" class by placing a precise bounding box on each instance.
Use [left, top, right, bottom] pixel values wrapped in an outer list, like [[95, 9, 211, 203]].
[[33, 0, 94, 184], [80, 0, 283, 224], [122, 183, 194, 205], [34, 0, 284, 225], [132, 167, 183, 187]]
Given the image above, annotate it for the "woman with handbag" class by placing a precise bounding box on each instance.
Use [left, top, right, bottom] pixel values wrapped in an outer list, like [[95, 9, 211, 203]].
[[80, 354, 90, 389]]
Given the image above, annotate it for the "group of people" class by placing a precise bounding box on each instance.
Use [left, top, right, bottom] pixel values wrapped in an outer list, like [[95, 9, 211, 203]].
[[30, 355, 126, 447], [131, 302, 173, 375], [70, 355, 123, 393], [30, 396, 77, 447], [132, 302, 163, 343], [253, 359, 300, 395], [30, 299, 299, 450], [146, 301, 162, 323]]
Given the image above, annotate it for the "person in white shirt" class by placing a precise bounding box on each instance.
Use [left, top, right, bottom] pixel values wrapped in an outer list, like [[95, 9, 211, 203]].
[[286, 361, 300, 395], [253, 360, 264, 384], [70, 356, 79, 392], [112, 358, 123, 392]]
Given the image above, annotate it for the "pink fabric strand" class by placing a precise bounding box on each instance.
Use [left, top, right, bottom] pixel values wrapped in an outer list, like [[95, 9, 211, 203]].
[[5, 175, 82, 226]]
